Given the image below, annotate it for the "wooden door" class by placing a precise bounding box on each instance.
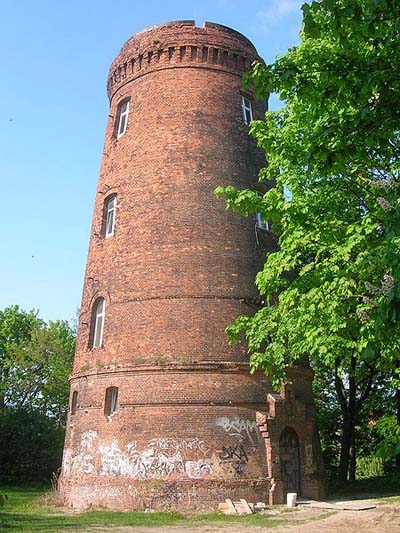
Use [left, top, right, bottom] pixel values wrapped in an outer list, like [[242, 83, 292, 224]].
[[280, 427, 300, 496]]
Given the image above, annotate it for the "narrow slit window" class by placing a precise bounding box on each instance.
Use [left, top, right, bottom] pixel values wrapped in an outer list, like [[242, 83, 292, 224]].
[[212, 48, 219, 63], [241, 96, 253, 125], [92, 298, 105, 348], [105, 195, 117, 237], [116, 99, 130, 138], [71, 391, 78, 415], [104, 386, 118, 416]]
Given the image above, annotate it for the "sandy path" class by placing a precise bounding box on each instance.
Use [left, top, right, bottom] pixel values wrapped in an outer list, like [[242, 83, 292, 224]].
[[81, 501, 400, 533]]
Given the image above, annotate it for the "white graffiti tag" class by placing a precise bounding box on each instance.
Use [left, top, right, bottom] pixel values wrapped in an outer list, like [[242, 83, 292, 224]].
[[81, 430, 98, 450], [216, 416, 261, 444], [99, 438, 186, 479], [64, 433, 214, 481], [185, 459, 213, 479], [62, 447, 95, 477], [146, 438, 210, 455]]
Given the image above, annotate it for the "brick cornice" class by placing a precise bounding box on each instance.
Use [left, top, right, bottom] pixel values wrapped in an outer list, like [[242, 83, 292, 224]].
[[107, 21, 263, 101]]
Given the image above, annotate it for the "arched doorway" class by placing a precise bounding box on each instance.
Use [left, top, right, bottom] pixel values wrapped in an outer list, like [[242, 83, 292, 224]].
[[280, 427, 300, 496]]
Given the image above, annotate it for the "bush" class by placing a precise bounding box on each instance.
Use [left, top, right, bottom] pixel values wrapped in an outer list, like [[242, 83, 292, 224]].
[[0, 407, 65, 483], [356, 455, 384, 480]]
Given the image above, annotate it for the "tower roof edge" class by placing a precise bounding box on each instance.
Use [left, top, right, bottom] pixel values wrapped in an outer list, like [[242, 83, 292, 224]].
[[107, 20, 263, 100]]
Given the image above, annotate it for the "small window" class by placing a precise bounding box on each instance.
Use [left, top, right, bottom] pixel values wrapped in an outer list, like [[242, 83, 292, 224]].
[[92, 298, 105, 348], [104, 195, 117, 237], [241, 96, 253, 125], [116, 99, 130, 138], [104, 386, 118, 416], [71, 391, 78, 415], [256, 212, 270, 231]]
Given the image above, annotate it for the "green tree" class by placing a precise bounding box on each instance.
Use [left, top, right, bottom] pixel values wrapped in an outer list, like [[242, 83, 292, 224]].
[[216, 0, 400, 482], [0, 407, 66, 482], [0, 306, 75, 481], [7, 320, 75, 424], [0, 306, 42, 409]]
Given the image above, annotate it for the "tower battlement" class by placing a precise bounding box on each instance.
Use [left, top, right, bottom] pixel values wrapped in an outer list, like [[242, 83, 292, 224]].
[[107, 21, 262, 100]]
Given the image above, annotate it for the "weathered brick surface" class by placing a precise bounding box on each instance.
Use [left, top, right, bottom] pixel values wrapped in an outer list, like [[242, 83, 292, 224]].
[[59, 21, 326, 511]]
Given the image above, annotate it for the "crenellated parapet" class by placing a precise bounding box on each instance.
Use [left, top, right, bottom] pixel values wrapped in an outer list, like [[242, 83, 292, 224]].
[[107, 21, 263, 101]]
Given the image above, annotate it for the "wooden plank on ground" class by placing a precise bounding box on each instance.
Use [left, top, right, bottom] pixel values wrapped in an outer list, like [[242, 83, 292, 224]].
[[298, 499, 376, 511], [240, 499, 254, 514], [225, 498, 237, 514]]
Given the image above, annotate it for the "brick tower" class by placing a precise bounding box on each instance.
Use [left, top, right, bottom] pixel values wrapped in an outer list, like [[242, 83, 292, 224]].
[[59, 21, 326, 511]]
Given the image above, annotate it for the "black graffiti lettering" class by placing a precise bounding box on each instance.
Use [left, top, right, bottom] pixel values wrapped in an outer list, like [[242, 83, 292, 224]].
[[218, 443, 248, 463], [234, 461, 245, 475]]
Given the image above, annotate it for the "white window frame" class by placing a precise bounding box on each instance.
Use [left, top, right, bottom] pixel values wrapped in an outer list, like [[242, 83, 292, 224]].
[[241, 96, 253, 125], [93, 298, 105, 348], [105, 386, 118, 416], [256, 212, 270, 231], [117, 100, 130, 138], [105, 195, 117, 237]]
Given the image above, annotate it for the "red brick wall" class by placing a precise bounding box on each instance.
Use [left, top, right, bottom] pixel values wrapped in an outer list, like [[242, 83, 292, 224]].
[[59, 21, 325, 511]]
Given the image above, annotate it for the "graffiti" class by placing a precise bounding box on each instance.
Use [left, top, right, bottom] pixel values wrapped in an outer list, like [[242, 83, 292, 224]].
[[62, 448, 95, 477], [146, 438, 210, 455], [81, 430, 98, 450], [185, 459, 213, 479], [61, 449, 73, 477], [99, 438, 212, 480], [81, 454, 95, 474], [218, 443, 248, 463], [219, 443, 248, 477], [216, 416, 260, 444], [63, 432, 214, 481], [304, 444, 315, 475], [99, 439, 129, 476], [234, 462, 245, 475]]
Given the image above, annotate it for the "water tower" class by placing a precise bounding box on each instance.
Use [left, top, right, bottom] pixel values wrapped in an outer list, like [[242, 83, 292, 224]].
[[59, 21, 325, 510]]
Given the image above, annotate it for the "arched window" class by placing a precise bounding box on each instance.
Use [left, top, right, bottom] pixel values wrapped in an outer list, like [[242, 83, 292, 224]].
[[104, 386, 118, 416], [71, 391, 78, 415], [104, 194, 117, 237], [116, 98, 130, 138], [92, 298, 105, 348]]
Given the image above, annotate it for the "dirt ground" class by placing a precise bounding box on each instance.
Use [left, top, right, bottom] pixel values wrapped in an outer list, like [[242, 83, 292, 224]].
[[86, 500, 400, 533]]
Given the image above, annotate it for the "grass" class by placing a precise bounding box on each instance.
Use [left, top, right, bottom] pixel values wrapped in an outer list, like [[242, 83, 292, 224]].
[[3, 479, 398, 532], [0, 485, 297, 532]]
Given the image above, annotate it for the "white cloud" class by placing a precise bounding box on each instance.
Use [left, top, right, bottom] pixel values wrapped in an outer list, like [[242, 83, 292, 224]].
[[257, 0, 304, 33]]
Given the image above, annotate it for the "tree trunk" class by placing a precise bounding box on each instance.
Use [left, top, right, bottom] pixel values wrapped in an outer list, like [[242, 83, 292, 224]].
[[349, 431, 356, 481], [338, 411, 353, 482], [336, 355, 357, 483]]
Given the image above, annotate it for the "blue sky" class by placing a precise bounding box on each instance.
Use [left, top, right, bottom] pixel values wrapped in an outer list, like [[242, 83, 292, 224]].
[[0, 0, 304, 323]]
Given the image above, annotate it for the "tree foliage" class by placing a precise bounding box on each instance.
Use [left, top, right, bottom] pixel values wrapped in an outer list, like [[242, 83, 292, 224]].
[[216, 0, 400, 481], [0, 306, 75, 482], [0, 407, 66, 482]]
